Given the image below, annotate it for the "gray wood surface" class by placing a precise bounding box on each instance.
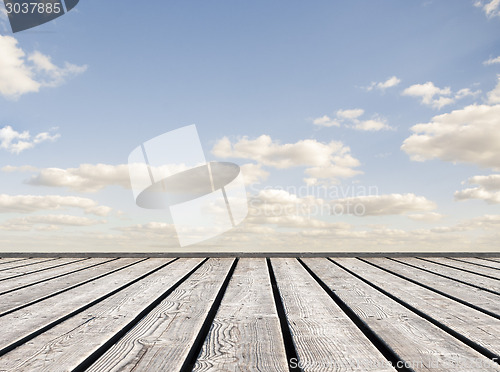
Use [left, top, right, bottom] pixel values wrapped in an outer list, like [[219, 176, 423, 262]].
[[326, 258, 500, 362], [0, 258, 133, 315], [0, 258, 101, 294], [0, 258, 167, 353], [425, 257, 500, 279], [87, 258, 234, 372], [194, 258, 289, 372], [454, 257, 500, 270], [0, 258, 31, 266], [271, 258, 394, 372], [0, 258, 203, 372], [0, 258, 61, 277], [395, 257, 500, 294], [0, 258, 85, 281], [0, 256, 498, 371], [365, 258, 500, 315]]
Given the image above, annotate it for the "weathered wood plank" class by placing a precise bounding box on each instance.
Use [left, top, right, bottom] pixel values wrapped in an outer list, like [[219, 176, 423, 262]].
[[0, 258, 85, 281], [394, 257, 500, 294], [0, 258, 31, 266], [0, 258, 204, 372], [365, 258, 500, 315], [86, 258, 233, 372], [0, 258, 110, 294], [455, 257, 500, 271], [271, 258, 394, 372], [0, 258, 134, 315], [194, 258, 289, 372], [425, 257, 500, 279], [324, 258, 500, 364], [0, 258, 60, 276], [0, 258, 169, 353]]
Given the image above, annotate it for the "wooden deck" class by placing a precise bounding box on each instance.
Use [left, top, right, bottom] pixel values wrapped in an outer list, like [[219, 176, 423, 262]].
[[0, 256, 498, 371]]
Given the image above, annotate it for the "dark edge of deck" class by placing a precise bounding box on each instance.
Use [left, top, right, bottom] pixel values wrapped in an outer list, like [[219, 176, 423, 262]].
[[0, 252, 499, 258]]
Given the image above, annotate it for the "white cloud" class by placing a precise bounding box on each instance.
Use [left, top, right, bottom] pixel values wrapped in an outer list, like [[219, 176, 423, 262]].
[[401, 104, 500, 169], [0, 214, 106, 231], [212, 135, 362, 183], [240, 163, 269, 185], [455, 88, 481, 100], [337, 108, 365, 120], [0, 194, 112, 216], [402, 82, 453, 109], [0, 126, 60, 154], [313, 108, 392, 131], [408, 212, 444, 222], [401, 82, 481, 109], [0, 35, 87, 99], [432, 214, 500, 233], [3, 163, 131, 192], [475, 0, 500, 18], [28, 51, 88, 88], [352, 119, 391, 131], [455, 174, 500, 203], [487, 75, 500, 104], [365, 76, 401, 91], [331, 193, 436, 216], [312, 115, 340, 127], [483, 56, 500, 65]]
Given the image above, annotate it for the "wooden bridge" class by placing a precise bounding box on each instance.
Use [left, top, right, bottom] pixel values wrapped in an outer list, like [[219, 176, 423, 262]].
[[0, 255, 499, 371]]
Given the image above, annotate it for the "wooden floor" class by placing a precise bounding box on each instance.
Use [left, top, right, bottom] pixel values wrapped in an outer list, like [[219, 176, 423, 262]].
[[0, 256, 499, 371]]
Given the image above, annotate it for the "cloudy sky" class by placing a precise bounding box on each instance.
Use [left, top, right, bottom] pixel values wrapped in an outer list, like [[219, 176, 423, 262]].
[[1, 0, 500, 253]]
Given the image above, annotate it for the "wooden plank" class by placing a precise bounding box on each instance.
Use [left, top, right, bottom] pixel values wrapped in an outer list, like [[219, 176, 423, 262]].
[[0, 258, 204, 372], [0, 258, 59, 274], [271, 258, 394, 372], [194, 258, 289, 372], [0, 258, 84, 281], [365, 258, 500, 315], [394, 257, 500, 294], [86, 258, 234, 372], [0, 258, 170, 353], [0, 258, 109, 295], [0, 258, 31, 266], [0, 258, 135, 315], [425, 257, 500, 279], [324, 258, 500, 362], [455, 257, 500, 270]]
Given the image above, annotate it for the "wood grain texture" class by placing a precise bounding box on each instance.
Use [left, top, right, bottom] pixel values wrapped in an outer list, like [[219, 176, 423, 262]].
[[0, 258, 203, 372], [0, 258, 132, 315], [0, 258, 31, 266], [0, 258, 85, 282], [0, 258, 63, 279], [424, 257, 500, 279], [326, 258, 500, 362], [271, 258, 394, 372], [0, 258, 164, 353], [0, 258, 102, 294], [367, 258, 500, 315], [194, 258, 289, 372], [454, 257, 500, 270], [394, 257, 500, 294], [85, 258, 233, 372]]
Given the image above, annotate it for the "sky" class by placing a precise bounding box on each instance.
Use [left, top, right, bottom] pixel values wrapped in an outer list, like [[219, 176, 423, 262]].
[[1, 0, 500, 253]]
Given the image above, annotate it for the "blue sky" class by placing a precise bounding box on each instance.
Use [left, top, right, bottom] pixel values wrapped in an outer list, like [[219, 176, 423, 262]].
[[1, 0, 500, 252]]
